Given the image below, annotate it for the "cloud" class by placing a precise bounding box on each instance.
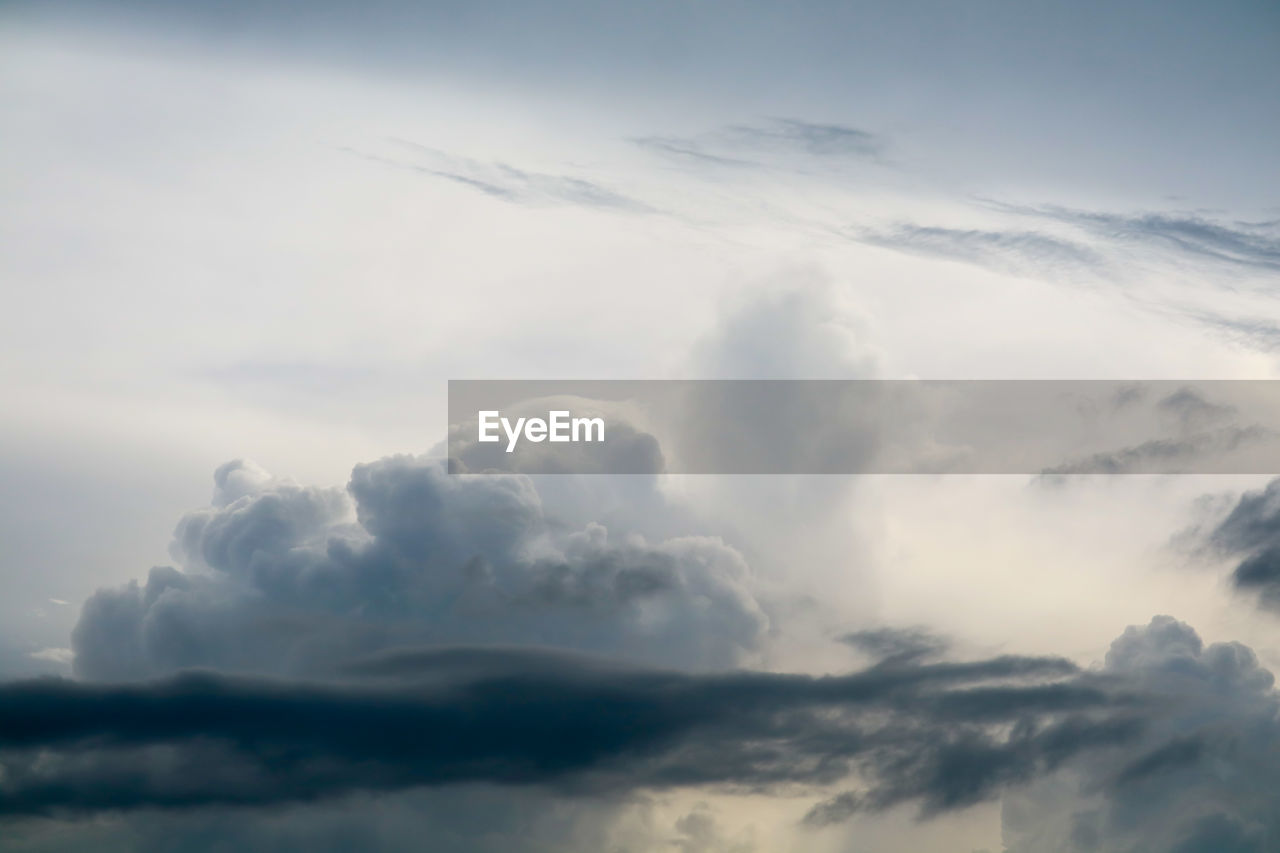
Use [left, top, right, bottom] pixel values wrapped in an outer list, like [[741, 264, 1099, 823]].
[[70, 457, 768, 679], [1034, 386, 1273, 477], [1001, 616, 1280, 853], [1185, 311, 1280, 353], [1156, 387, 1235, 430], [1038, 426, 1273, 476], [1005, 205, 1280, 274], [632, 137, 757, 168], [0, 643, 1137, 819], [1207, 477, 1280, 610], [855, 224, 1108, 279], [688, 279, 879, 380], [634, 119, 887, 172], [10, 615, 1279, 853], [851, 206, 1280, 354], [838, 627, 948, 666], [26, 648, 72, 665], [345, 140, 655, 212], [726, 119, 884, 159]]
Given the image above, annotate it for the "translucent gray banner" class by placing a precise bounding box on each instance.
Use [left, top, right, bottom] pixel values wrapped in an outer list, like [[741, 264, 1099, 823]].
[[447, 380, 1280, 474]]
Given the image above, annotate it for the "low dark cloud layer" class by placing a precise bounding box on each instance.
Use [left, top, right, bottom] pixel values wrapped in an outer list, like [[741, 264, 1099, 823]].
[[0, 643, 1131, 818], [4, 616, 1277, 853]]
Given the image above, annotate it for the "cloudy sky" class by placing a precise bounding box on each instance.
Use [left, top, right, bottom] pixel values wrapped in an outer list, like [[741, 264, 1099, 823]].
[[2, 1, 1280, 851]]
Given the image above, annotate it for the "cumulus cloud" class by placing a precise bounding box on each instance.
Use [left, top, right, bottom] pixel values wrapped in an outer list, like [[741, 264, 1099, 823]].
[[71, 457, 768, 679], [1001, 616, 1280, 853], [688, 280, 879, 380]]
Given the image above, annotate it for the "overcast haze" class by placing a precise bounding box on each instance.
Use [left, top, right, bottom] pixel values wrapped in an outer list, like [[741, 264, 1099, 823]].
[[2, 2, 1280, 851]]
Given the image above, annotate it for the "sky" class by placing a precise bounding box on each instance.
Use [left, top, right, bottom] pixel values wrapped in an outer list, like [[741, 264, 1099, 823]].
[[2, 1, 1280, 851]]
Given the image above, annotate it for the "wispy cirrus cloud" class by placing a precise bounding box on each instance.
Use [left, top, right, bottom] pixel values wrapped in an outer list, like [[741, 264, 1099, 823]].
[[634, 118, 888, 172], [854, 224, 1108, 279], [345, 140, 656, 213], [995, 203, 1280, 274]]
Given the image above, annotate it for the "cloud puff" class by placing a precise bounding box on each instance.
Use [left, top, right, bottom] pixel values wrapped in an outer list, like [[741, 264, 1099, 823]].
[[1002, 616, 1280, 853], [71, 457, 768, 679]]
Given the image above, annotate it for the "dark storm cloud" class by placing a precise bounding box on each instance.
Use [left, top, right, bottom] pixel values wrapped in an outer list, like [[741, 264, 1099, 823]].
[[1210, 478, 1280, 554], [0, 644, 1140, 818], [813, 615, 1280, 850], [1209, 478, 1280, 610], [1002, 616, 1280, 853], [344, 143, 654, 212], [7, 614, 1276, 852]]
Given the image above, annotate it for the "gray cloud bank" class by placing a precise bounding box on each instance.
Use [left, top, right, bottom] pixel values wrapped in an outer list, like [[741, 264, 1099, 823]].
[[2, 617, 1277, 853], [2, 444, 1279, 850], [0, 640, 1142, 818]]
